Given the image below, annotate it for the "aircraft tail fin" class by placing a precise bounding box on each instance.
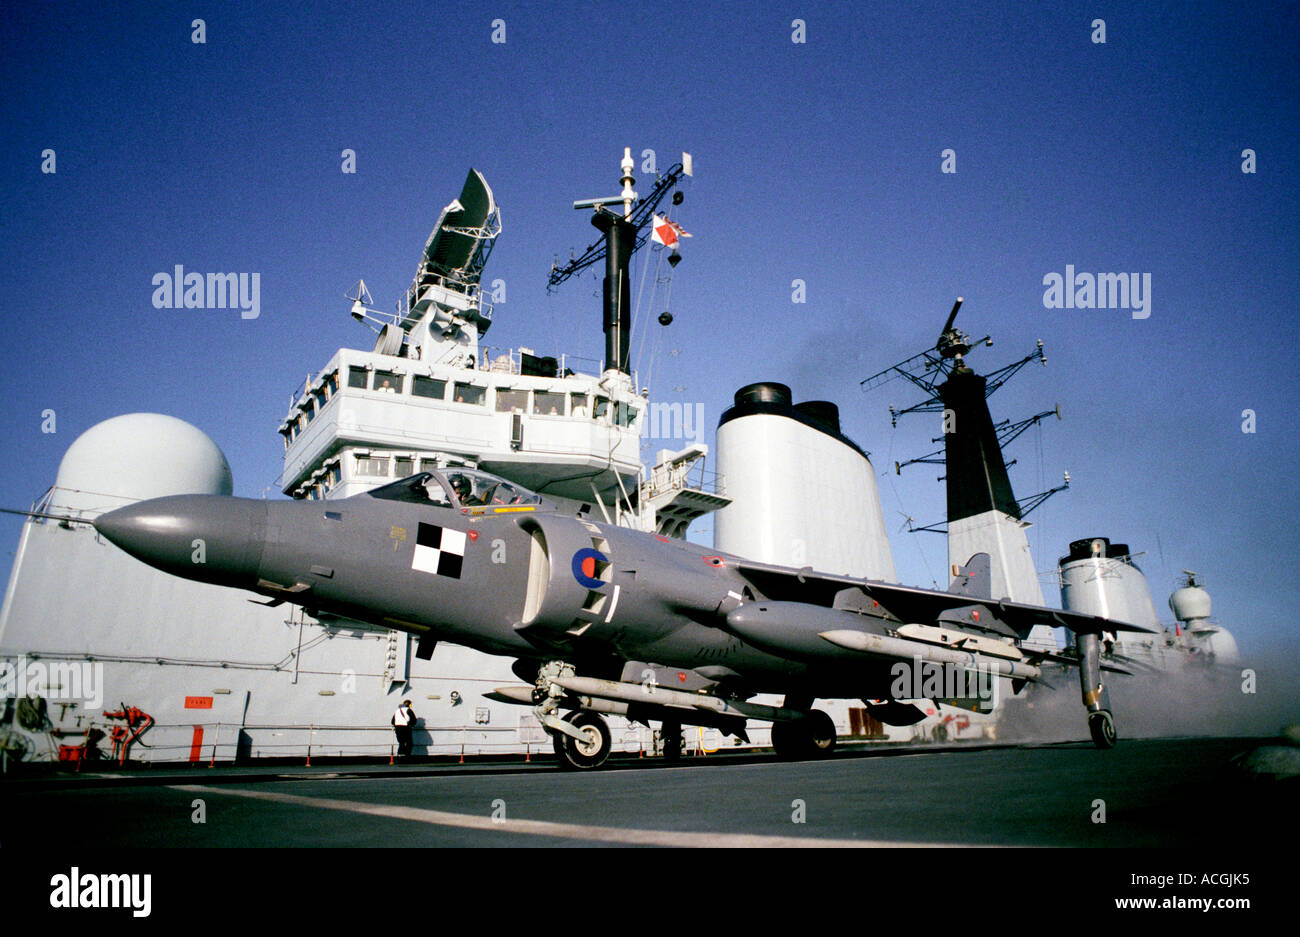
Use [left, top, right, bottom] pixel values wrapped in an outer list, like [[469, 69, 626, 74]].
[[947, 553, 992, 598]]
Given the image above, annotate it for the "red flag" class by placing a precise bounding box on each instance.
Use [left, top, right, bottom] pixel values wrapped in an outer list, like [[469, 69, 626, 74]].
[[651, 214, 690, 248]]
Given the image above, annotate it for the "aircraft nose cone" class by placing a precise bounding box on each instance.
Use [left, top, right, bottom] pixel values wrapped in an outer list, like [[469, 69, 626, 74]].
[[94, 495, 267, 588]]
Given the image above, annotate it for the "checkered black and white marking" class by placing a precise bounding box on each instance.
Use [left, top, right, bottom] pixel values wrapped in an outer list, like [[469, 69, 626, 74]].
[[411, 523, 466, 579]]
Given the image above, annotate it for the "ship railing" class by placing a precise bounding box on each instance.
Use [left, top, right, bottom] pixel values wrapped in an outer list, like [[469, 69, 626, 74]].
[[30, 486, 54, 517], [32, 486, 138, 524], [403, 272, 494, 322], [477, 346, 604, 379], [643, 462, 726, 501]]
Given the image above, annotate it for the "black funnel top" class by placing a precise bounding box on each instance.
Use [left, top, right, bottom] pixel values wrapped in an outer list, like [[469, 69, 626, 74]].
[[734, 382, 792, 407], [720, 383, 866, 461], [795, 400, 841, 435], [1060, 537, 1134, 567]]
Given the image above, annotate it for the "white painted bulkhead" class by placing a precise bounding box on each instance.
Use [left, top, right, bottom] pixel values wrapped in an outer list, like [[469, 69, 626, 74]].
[[947, 509, 1045, 606], [1059, 554, 1161, 631], [714, 413, 896, 581]]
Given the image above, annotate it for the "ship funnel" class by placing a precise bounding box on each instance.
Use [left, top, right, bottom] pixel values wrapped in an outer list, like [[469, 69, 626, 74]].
[[1058, 537, 1160, 633], [714, 383, 895, 580]]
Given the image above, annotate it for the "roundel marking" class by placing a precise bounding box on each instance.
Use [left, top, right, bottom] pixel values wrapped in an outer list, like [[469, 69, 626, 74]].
[[572, 547, 609, 589]]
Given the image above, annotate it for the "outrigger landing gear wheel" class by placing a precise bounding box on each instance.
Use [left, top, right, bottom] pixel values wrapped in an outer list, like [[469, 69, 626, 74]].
[[1088, 710, 1117, 750], [806, 709, 837, 754], [552, 711, 612, 770], [770, 720, 797, 758], [771, 710, 837, 759]]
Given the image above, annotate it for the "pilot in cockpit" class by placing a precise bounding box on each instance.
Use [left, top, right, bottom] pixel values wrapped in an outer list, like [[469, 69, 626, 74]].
[[448, 473, 481, 506]]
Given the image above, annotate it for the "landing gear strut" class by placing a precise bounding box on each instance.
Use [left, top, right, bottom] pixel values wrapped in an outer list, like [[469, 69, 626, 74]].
[[1078, 632, 1118, 750], [531, 660, 615, 769]]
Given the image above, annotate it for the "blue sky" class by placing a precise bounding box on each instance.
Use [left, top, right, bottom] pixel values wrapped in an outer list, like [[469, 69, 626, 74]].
[[2, 1, 1296, 658]]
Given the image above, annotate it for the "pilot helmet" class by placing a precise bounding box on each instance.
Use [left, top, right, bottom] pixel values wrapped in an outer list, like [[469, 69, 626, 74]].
[[448, 474, 472, 498]]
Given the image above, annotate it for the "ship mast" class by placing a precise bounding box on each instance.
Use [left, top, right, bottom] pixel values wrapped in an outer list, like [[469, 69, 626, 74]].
[[549, 148, 693, 378], [862, 298, 1066, 620]]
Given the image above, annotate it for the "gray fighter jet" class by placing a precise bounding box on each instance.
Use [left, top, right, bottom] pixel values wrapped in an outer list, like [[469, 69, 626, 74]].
[[93, 466, 1152, 767]]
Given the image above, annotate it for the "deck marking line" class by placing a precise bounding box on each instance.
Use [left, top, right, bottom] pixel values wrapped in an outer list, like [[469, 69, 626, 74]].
[[171, 784, 974, 847]]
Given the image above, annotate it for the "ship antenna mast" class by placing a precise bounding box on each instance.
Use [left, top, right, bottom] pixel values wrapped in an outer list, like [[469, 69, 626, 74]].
[[549, 148, 693, 376]]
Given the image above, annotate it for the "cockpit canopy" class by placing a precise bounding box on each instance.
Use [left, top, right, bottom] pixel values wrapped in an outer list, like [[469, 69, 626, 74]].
[[367, 469, 545, 512]]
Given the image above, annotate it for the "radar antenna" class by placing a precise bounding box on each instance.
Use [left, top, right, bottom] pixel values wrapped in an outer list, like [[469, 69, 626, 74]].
[[864, 297, 1066, 530], [862, 298, 1043, 427]]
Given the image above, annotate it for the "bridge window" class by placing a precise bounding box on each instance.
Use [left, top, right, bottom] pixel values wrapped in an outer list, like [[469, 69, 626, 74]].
[[347, 367, 368, 390], [395, 457, 414, 477], [594, 396, 610, 421], [373, 370, 400, 394], [454, 382, 486, 406], [534, 391, 564, 416], [412, 376, 446, 400], [356, 456, 390, 477], [496, 389, 529, 413], [570, 393, 589, 418]]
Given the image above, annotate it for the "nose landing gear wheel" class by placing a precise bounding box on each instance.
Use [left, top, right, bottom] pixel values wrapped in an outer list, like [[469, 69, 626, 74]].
[[1088, 710, 1117, 749], [553, 711, 612, 769]]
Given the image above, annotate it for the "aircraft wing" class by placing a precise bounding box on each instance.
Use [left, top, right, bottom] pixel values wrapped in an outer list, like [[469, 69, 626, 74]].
[[732, 561, 1162, 636]]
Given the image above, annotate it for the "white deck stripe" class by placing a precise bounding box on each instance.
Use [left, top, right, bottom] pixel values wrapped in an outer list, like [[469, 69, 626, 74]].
[[172, 784, 967, 847]]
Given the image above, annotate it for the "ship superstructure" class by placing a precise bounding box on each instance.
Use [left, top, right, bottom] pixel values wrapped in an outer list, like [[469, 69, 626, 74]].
[[280, 170, 643, 512], [0, 155, 731, 768]]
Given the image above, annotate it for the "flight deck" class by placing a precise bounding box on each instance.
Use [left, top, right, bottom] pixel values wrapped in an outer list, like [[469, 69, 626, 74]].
[[4, 736, 1289, 849]]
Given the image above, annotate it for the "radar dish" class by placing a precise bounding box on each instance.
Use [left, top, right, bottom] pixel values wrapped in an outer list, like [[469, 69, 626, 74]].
[[418, 169, 500, 288]]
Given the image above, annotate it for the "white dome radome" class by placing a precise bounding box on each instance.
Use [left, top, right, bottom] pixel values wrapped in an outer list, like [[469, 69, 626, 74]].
[[1198, 627, 1240, 664], [1170, 584, 1213, 623], [52, 413, 233, 514]]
